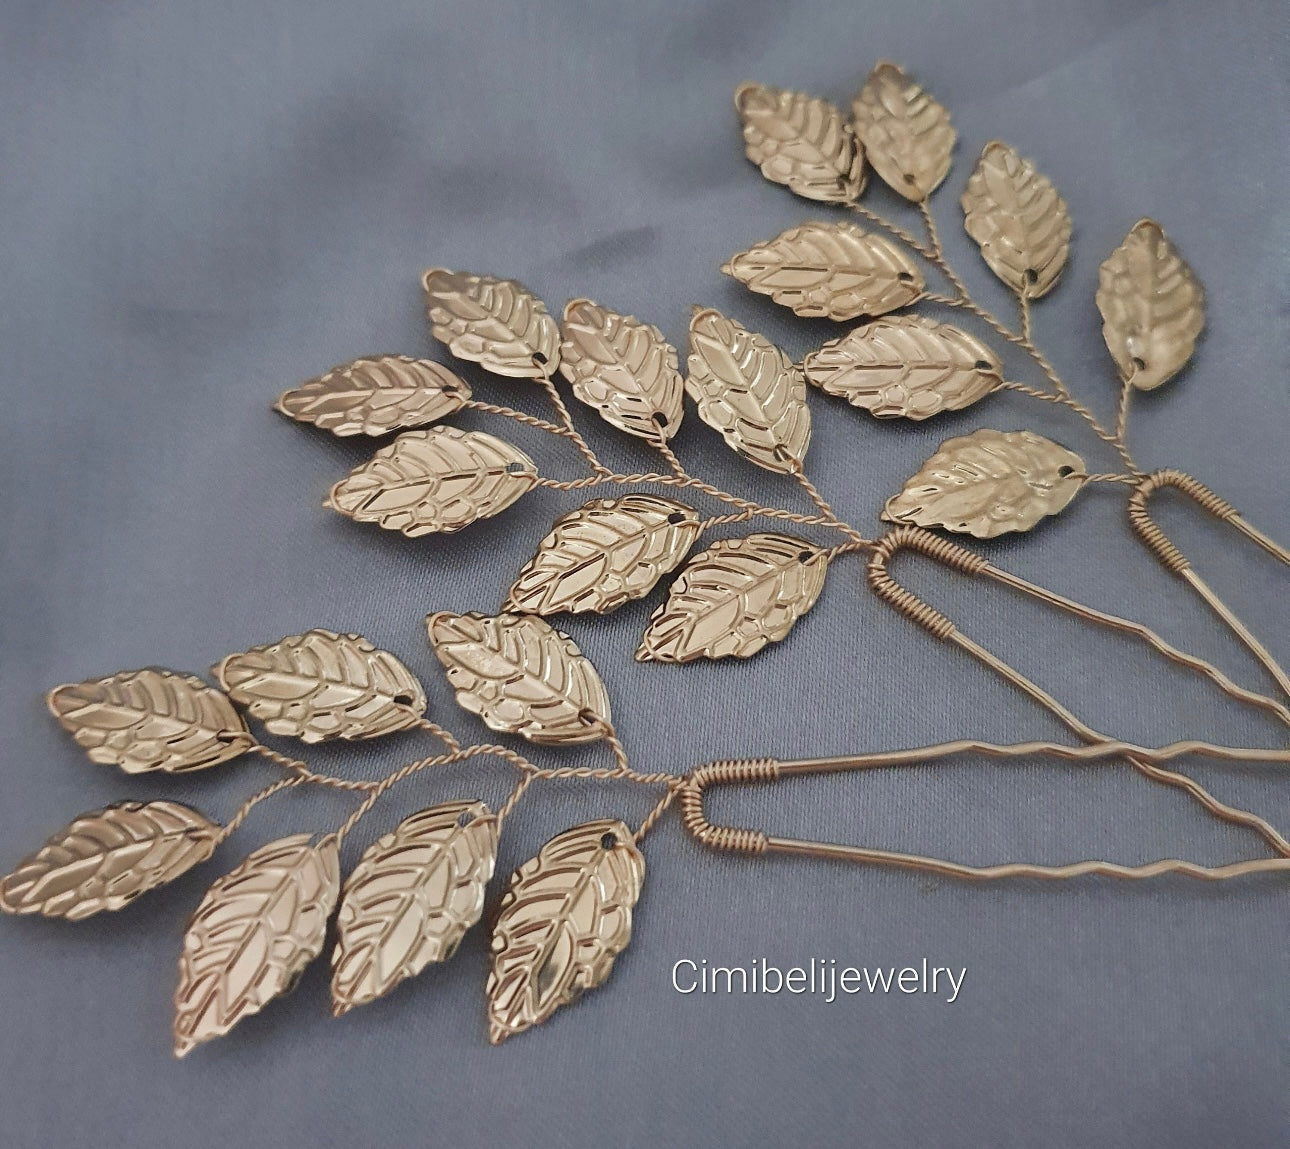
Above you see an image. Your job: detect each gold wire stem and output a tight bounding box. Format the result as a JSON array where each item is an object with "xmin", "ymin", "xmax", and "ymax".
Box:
[
  {"xmin": 633, "ymin": 783, "xmax": 683, "ymax": 844},
  {"xmin": 459, "ymin": 399, "xmax": 570, "ymax": 439},
  {"xmin": 248, "ymin": 743, "xmax": 381, "ymax": 792},
  {"xmin": 408, "ymin": 714, "xmax": 462, "ymax": 752},
  {"xmin": 1129, "ymin": 469, "xmax": 1290, "ymax": 700},
  {"xmin": 677, "ymin": 758, "xmax": 1290, "ymax": 881},
  {"xmin": 846, "ymin": 200, "xmax": 936, "ymax": 260},
  {"xmin": 214, "ymin": 776, "xmax": 305, "ymax": 846},
  {"xmin": 789, "ymin": 464, "xmax": 871, "ymax": 546},
  {"xmin": 1114, "ymin": 376, "xmax": 1134, "ymax": 447},
  {"xmin": 1019, "ymin": 291, "xmax": 1034, "ymax": 344},
  {"xmin": 495, "ymin": 773, "xmax": 534, "ymax": 828},
  {"xmin": 535, "ymin": 370, "xmax": 612, "ymax": 477}
]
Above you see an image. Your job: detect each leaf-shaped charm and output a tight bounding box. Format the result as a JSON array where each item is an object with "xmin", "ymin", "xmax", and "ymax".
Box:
[
  {"xmin": 734, "ymin": 82, "xmax": 865, "ymax": 204},
  {"xmin": 636, "ymin": 534, "xmax": 828, "ymax": 663},
  {"xmin": 961, "ymin": 141, "xmax": 1071, "ymax": 298},
  {"xmin": 686, "ymin": 307, "xmax": 811, "ymax": 474},
  {"xmin": 487, "ymin": 819, "xmax": 643, "ymax": 1044},
  {"xmin": 422, "ymin": 269, "xmax": 560, "ymax": 378},
  {"xmin": 803, "ymin": 315, "xmax": 1002, "ymax": 420},
  {"xmin": 174, "ymin": 834, "xmax": 340, "ymax": 1057},
  {"xmin": 274, "ymin": 355, "xmax": 471, "ymax": 437},
  {"xmin": 331, "ymin": 800, "xmax": 497, "ymax": 1015},
  {"xmin": 0, "ymin": 801, "xmax": 220, "ymax": 921},
  {"xmin": 47, "ymin": 669, "xmax": 252, "ymax": 774},
  {"xmin": 327, "ymin": 426, "xmax": 537, "ymax": 537},
  {"xmin": 506, "ymin": 495, "xmax": 701, "ymax": 616},
  {"xmin": 722, "ymin": 221, "xmax": 923, "ymax": 322},
  {"xmin": 427, "ymin": 612, "xmax": 611, "ymax": 745},
  {"xmin": 882, "ymin": 429, "xmax": 1086, "ymax": 538},
  {"xmin": 215, "ymin": 629, "xmax": 426, "ymax": 743},
  {"xmin": 851, "ymin": 60, "xmax": 955, "ymax": 201},
  {"xmin": 558, "ymin": 299, "xmax": 685, "ymax": 440},
  {"xmin": 1096, "ymin": 219, "xmax": 1205, "ymax": 392}
]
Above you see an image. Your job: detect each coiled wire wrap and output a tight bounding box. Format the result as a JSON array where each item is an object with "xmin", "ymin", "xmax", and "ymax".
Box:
[
  {"xmin": 866, "ymin": 526, "xmax": 989, "ymax": 639},
  {"xmin": 1127, "ymin": 469, "xmax": 1238, "ymax": 575},
  {"xmin": 678, "ymin": 758, "xmax": 779, "ymax": 854}
]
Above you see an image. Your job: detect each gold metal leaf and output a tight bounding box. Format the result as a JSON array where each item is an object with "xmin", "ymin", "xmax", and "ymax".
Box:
[
  {"xmin": 1096, "ymin": 219, "xmax": 1205, "ymax": 392},
  {"xmin": 173, "ymin": 833, "xmax": 340, "ymax": 1057},
  {"xmin": 803, "ymin": 315, "xmax": 1002, "ymax": 420},
  {"xmin": 505, "ymin": 495, "xmax": 701, "ymax": 616},
  {"xmin": 422, "ymin": 268, "xmax": 560, "ymax": 378},
  {"xmin": 558, "ymin": 299, "xmax": 685, "ymax": 440},
  {"xmin": 427, "ymin": 612, "xmax": 611, "ymax": 745},
  {"xmin": 723, "ymin": 220, "xmax": 923, "ymax": 322},
  {"xmin": 686, "ymin": 307, "xmax": 811, "ymax": 474},
  {"xmin": 487, "ymin": 819, "xmax": 643, "ymax": 1044},
  {"xmin": 0, "ymin": 801, "xmax": 220, "ymax": 921},
  {"xmin": 734, "ymin": 82, "xmax": 865, "ymax": 204},
  {"xmin": 274, "ymin": 355, "xmax": 471, "ymax": 437},
  {"xmin": 327, "ymin": 426, "xmax": 537, "ymax": 537},
  {"xmin": 636, "ymin": 533, "xmax": 829, "ymax": 663},
  {"xmin": 882, "ymin": 428, "xmax": 1086, "ymax": 538},
  {"xmin": 215, "ymin": 629, "xmax": 426, "ymax": 743},
  {"xmin": 330, "ymin": 800, "xmax": 497, "ymax": 1015},
  {"xmin": 961, "ymin": 141, "xmax": 1071, "ymax": 298},
  {"xmin": 47, "ymin": 669, "xmax": 252, "ymax": 775},
  {"xmin": 851, "ymin": 60, "xmax": 955, "ymax": 201}
]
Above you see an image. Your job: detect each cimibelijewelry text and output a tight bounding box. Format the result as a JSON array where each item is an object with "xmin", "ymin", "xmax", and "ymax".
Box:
[{"xmin": 671, "ymin": 959, "xmax": 966, "ymax": 1003}]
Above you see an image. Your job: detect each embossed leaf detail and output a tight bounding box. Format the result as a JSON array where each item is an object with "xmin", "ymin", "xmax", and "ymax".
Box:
[
  {"xmin": 636, "ymin": 534, "xmax": 829, "ymax": 663},
  {"xmin": 1096, "ymin": 219, "xmax": 1204, "ymax": 392},
  {"xmin": 215, "ymin": 629, "xmax": 426, "ymax": 743},
  {"xmin": 803, "ymin": 315, "xmax": 1002, "ymax": 420},
  {"xmin": 506, "ymin": 495, "xmax": 701, "ymax": 616},
  {"xmin": 961, "ymin": 141, "xmax": 1071, "ymax": 298},
  {"xmin": 422, "ymin": 268, "xmax": 560, "ymax": 378},
  {"xmin": 427, "ymin": 612, "xmax": 611, "ymax": 745},
  {"xmin": 686, "ymin": 307, "xmax": 811, "ymax": 474},
  {"xmin": 274, "ymin": 355, "xmax": 471, "ymax": 437},
  {"xmin": 47, "ymin": 669, "xmax": 252, "ymax": 774},
  {"xmin": 558, "ymin": 299, "xmax": 685, "ymax": 440},
  {"xmin": 734, "ymin": 82, "xmax": 865, "ymax": 203},
  {"xmin": 851, "ymin": 60, "xmax": 955, "ymax": 201},
  {"xmin": 331, "ymin": 800, "xmax": 497, "ymax": 1015},
  {"xmin": 723, "ymin": 221, "xmax": 923, "ymax": 322},
  {"xmin": 174, "ymin": 834, "xmax": 339, "ymax": 1057},
  {"xmin": 0, "ymin": 801, "xmax": 220, "ymax": 921},
  {"xmin": 882, "ymin": 429, "xmax": 1086, "ymax": 538},
  {"xmin": 487, "ymin": 819, "xmax": 643, "ymax": 1044},
  {"xmin": 327, "ymin": 426, "xmax": 537, "ymax": 537}
]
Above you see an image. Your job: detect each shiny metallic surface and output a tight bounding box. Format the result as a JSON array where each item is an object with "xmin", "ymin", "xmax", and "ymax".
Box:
[
  {"xmin": 636, "ymin": 533, "xmax": 828, "ymax": 662},
  {"xmin": 506, "ymin": 495, "xmax": 701, "ymax": 616},
  {"xmin": 487, "ymin": 819, "xmax": 643, "ymax": 1044},
  {"xmin": 723, "ymin": 220, "xmax": 923, "ymax": 321},
  {"xmin": 215, "ymin": 629, "xmax": 427, "ymax": 742},
  {"xmin": 882, "ymin": 428, "xmax": 1087, "ymax": 537},
  {"xmin": 422, "ymin": 269, "xmax": 560, "ymax": 378},
  {"xmin": 427, "ymin": 611, "xmax": 612, "ymax": 744},
  {"xmin": 851, "ymin": 60, "xmax": 955, "ymax": 201}
]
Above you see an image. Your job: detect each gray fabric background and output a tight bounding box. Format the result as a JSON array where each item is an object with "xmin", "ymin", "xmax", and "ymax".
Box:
[{"xmin": 1, "ymin": 1, "xmax": 1287, "ymax": 1145}]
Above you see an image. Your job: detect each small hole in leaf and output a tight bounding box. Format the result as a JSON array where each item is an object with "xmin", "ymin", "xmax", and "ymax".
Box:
[
  {"xmin": 457, "ymin": 810, "xmax": 475, "ymax": 827},
  {"xmin": 974, "ymin": 360, "xmax": 993, "ymax": 372},
  {"xmin": 1023, "ymin": 269, "xmax": 1038, "ymax": 287},
  {"xmin": 1131, "ymin": 356, "xmax": 1147, "ymax": 373},
  {"xmin": 653, "ymin": 412, "xmax": 669, "ymax": 429},
  {"xmin": 531, "ymin": 352, "xmax": 549, "ymax": 367},
  {"xmin": 506, "ymin": 462, "xmax": 529, "ymax": 474},
  {"xmin": 1057, "ymin": 465, "xmax": 1075, "ymax": 478},
  {"xmin": 600, "ymin": 831, "xmax": 618, "ymax": 850},
  {"xmin": 902, "ymin": 172, "xmax": 917, "ymax": 184},
  {"xmin": 667, "ymin": 512, "xmax": 687, "ymax": 524},
  {"xmin": 392, "ymin": 693, "xmax": 414, "ymax": 707},
  {"xmin": 898, "ymin": 272, "xmax": 916, "ymax": 284},
  {"xmin": 797, "ymin": 550, "xmax": 814, "ymax": 563},
  {"xmin": 216, "ymin": 731, "xmax": 240, "ymax": 744}
]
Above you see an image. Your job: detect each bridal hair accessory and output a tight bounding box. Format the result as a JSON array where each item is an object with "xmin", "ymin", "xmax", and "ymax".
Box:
[{"xmin": 7, "ymin": 62, "xmax": 1288, "ymax": 1054}]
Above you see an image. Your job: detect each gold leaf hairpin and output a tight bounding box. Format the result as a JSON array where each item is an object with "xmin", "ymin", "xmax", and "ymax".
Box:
[{"xmin": 7, "ymin": 59, "xmax": 1290, "ymax": 1061}]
